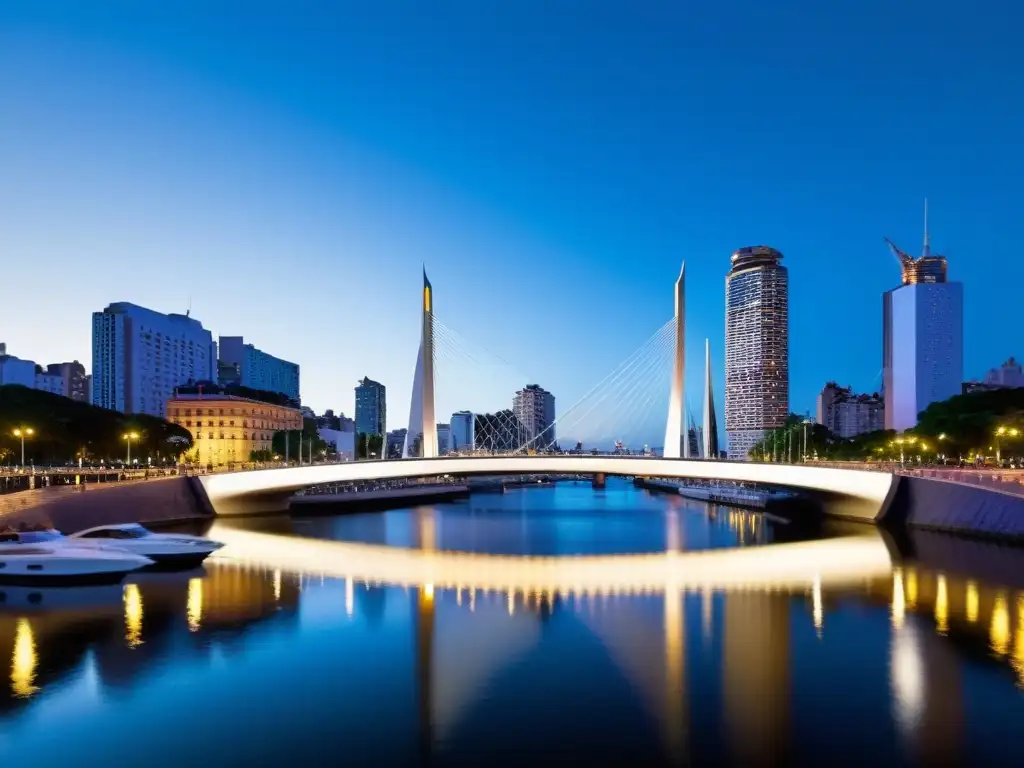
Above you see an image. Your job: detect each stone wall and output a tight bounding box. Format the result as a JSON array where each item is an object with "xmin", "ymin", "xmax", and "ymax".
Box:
[
  {"xmin": 888, "ymin": 475, "xmax": 1024, "ymax": 542},
  {"xmin": 0, "ymin": 476, "xmax": 211, "ymax": 533}
]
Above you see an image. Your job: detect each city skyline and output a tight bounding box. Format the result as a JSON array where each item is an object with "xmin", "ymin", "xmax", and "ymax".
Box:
[{"xmin": 1, "ymin": 3, "xmax": 1020, "ymax": 428}]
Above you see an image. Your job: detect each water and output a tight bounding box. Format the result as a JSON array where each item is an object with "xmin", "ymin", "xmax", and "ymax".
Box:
[{"xmin": 1, "ymin": 478, "xmax": 1024, "ymax": 765}]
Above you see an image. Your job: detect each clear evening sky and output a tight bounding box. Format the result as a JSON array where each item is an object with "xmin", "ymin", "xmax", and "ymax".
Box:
[{"xmin": 1, "ymin": 1, "xmax": 1020, "ymax": 444}]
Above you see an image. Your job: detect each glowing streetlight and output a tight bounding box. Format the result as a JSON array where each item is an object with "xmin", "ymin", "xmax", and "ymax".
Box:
[
  {"xmin": 995, "ymin": 426, "xmax": 1020, "ymax": 464},
  {"xmin": 123, "ymin": 431, "xmax": 140, "ymax": 465},
  {"xmin": 12, "ymin": 427, "xmax": 34, "ymax": 467}
]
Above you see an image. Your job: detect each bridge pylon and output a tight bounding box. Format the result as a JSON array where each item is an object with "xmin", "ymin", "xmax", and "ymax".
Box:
[
  {"xmin": 404, "ymin": 268, "xmax": 438, "ymax": 458},
  {"xmin": 663, "ymin": 262, "xmax": 686, "ymax": 458}
]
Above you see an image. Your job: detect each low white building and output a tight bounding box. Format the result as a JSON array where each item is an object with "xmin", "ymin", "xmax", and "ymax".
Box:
[{"xmin": 318, "ymin": 427, "xmax": 356, "ymax": 461}]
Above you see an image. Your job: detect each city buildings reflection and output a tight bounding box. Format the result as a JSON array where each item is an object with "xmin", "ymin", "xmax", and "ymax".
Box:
[{"xmin": 2, "ymin": 491, "xmax": 1024, "ymax": 764}]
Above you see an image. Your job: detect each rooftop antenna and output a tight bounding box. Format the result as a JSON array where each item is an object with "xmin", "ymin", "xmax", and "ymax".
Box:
[
  {"xmin": 922, "ymin": 198, "xmax": 930, "ymax": 258},
  {"xmin": 186, "ymin": 295, "xmax": 192, "ymax": 318}
]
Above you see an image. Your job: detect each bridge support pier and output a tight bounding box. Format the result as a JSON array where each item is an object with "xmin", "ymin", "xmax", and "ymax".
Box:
[{"xmin": 592, "ymin": 472, "xmax": 606, "ymax": 489}]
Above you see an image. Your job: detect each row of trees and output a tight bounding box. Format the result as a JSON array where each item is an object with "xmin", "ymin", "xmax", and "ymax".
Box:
[
  {"xmin": 0, "ymin": 385, "xmax": 193, "ymax": 465},
  {"xmin": 749, "ymin": 389, "xmax": 1024, "ymax": 462}
]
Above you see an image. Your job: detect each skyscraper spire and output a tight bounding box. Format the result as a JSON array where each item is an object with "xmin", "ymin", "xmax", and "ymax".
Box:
[{"xmin": 922, "ymin": 198, "xmax": 930, "ymax": 258}]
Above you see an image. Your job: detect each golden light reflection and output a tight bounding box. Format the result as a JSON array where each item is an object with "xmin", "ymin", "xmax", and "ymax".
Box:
[
  {"xmin": 1013, "ymin": 597, "xmax": 1024, "ymax": 687},
  {"xmin": 966, "ymin": 581, "xmax": 979, "ymax": 623},
  {"xmin": 345, "ymin": 578, "xmax": 354, "ymax": 617},
  {"xmin": 507, "ymin": 591, "xmax": 515, "ymax": 616},
  {"xmin": 11, "ymin": 618, "xmax": 38, "ymax": 698},
  {"xmin": 990, "ymin": 593, "xmax": 1010, "ymax": 657},
  {"xmin": 891, "ymin": 569, "xmax": 906, "ymax": 629},
  {"xmin": 124, "ymin": 583, "xmax": 144, "ymax": 648},
  {"xmin": 906, "ymin": 569, "xmax": 918, "ymax": 610},
  {"xmin": 424, "ymin": 583, "xmax": 434, "ymax": 601},
  {"xmin": 205, "ymin": 525, "xmax": 894, "ymax": 596},
  {"xmin": 812, "ymin": 576, "xmax": 823, "ymax": 635},
  {"xmin": 935, "ymin": 575, "xmax": 949, "ymax": 634},
  {"xmin": 273, "ymin": 570, "xmax": 282, "ymax": 602},
  {"xmin": 187, "ymin": 578, "xmax": 203, "ymax": 632}
]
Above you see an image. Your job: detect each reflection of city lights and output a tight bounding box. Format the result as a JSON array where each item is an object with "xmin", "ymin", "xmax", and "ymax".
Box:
[
  {"xmin": 966, "ymin": 582, "xmax": 979, "ymax": 623},
  {"xmin": 424, "ymin": 583, "xmax": 434, "ymax": 600},
  {"xmin": 273, "ymin": 570, "xmax": 282, "ymax": 602},
  {"xmin": 906, "ymin": 569, "xmax": 918, "ymax": 610},
  {"xmin": 206, "ymin": 526, "xmax": 894, "ymax": 595},
  {"xmin": 812, "ymin": 576, "xmax": 823, "ymax": 634},
  {"xmin": 187, "ymin": 578, "xmax": 203, "ymax": 632},
  {"xmin": 124, "ymin": 584, "xmax": 144, "ymax": 648},
  {"xmin": 1013, "ymin": 597, "xmax": 1024, "ymax": 687},
  {"xmin": 935, "ymin": 575, "xmax": 949, "ymax": 634},
  {"xmin": 345, "ymin": 578, "xmax": 354, "ymax": 617},
  {"xmin": 990, "ymin": 593, "xmax": 1010, "ymax": 657},
  {"xmin": 891, "ymin": 623, "xmax": 925, "ymax": 739},
  {"xmin": 891, "ymin": 569, "xmax": 906, "ymax": 629},
  {"xmin": 508, "ymin": 591, "xmax": 515, "ymax": 616},
  {"xmin": 11, "ymin": 618, "xmax": 38, "ymax": 698},
  {"xmin": 456, "ymin": 588, "xmax": 462, "ymax": 606}
]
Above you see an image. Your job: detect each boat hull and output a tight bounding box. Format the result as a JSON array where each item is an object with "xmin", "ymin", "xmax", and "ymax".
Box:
[{"xmin": 0, "ymin": 569, "xmax": 135, "ymax": 587}]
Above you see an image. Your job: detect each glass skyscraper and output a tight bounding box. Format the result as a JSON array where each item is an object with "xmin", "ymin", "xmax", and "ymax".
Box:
[
  {"xmin": 355, "ymin": 376, "xmax": 387, "ymax": 437},
  {"xmin": 882, "ymin": 218, "xmax": 963, "ymax": 431},
  {"xmin": 724, "ymin": 246, "xmax": 789, "ymax": 459}
]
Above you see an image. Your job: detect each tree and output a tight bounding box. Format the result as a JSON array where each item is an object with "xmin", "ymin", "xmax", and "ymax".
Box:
[
  {"xmin": 913, "ymin": 388, "xmax": 1024, "ymax": 458},
  {"xmin": 356, "ymin": 432, "xmax": 384, "ymax": 459},
  {"xmin": 249, "ymin": 449, "xmax": 274, "ymax": 462},
  {"xmin": 272, "ymin": 418, "xmax": 328, "ymax": 460},
  {"xmin": 0, "ymin": 384, "xmax": 192, "ymax": 465}
]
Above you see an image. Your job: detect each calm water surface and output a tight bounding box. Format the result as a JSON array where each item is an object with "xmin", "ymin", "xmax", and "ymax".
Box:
[{"xmin": 1, "ymin": 479, "xmax": 1023, "ymax": 766}]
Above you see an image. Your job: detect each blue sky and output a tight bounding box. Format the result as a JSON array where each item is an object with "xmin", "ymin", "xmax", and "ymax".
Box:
[{"xmin": 1, "ymin": 1, "xmax": 1020, "ymax": 445}]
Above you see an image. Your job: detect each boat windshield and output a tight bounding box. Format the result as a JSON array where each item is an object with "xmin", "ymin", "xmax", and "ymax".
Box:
[{"xmin": 79, "ymin": 525, "xmax": 151, "ymax": 539}]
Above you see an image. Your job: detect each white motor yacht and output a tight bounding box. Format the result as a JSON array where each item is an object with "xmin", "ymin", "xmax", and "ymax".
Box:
[
  {"xmin": 69, "ymin": 523, "xmax": 224, "ymax": 569},
  {"xmin": 0, "ymin": 531, "xmax": 154, "ymax": 586}
]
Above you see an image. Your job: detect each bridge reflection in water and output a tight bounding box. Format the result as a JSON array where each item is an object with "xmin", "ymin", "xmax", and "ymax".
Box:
[{"xmin": 3, "ymin": 508, "xmax": 1024, "ymax": 763}]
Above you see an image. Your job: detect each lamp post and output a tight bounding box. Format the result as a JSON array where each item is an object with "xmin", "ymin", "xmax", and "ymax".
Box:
[
  {"xmin": 12, "ymin": 427, "xmax": 34, "ymax": 468},
  {"xmin": 995, "ymin": 426, "xmax": 1019, "ymax": 465},
  {"xmin": 123, "ymin": 431, "xmax": 139, "ymax": 465},
  {"xmin": 802, "ymin": 420, "xmax": 811, "ymax": 462}
]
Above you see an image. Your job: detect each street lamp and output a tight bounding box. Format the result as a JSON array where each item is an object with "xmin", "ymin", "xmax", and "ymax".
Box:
[
  {"xmin": 12, "ymin": 427, "xmax": 34, "ymax": 468},
  {"xmin": 995, "ymin": 426, "xmax": 1020, "ymax": 464},
  {"xmin": 802, "ymin": 420, "xmax": 811, "ymax": 463},
  {"xmin": 123, "ymin": 431, "xmax": 140, "ymax": 465}
]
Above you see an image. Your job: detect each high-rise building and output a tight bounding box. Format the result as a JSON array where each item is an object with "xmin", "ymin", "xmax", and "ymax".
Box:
[
  {"xmin": 91, "ymin": 303, "xmax": 216, "ymax": 417},
  {"xmin": 34, "ymin": 368, "xmax": 63, "ymax": 395},
  {"xmin": 355, "ymin": 377, "xmax": 386, "ymax": 437},
  {"xmin": 882, "ymin": 205, "xmax": 963, "ymax": 431},
  {"xmin": 218, "ymin": 336, "xmax": 300, "ymax": 402},
  {"xmin": 816, "ymin": 383, "xmax": 884, "ymax": 438},
  {"xmin": 0, "ymin": 349, "xmax": 36, "ymax": 388},
  {"xmin": 963, "ymin": 357, "xmax": 1024, "ymax": 394},
  {"xmin": 436, "ymin": 423, "xmax": 452, "ymax": 454},
  {"xmin": 512, "ymin": 384, "xmax": 556, "ymax": 450},
  {"xmin": 724, "ymin": 246, "xmax": 789, "ymax": 459},
  {"xmin": 45, "ymin": 361, "xmax": 90, "ymax": 402},
  {"xmin": 450, "ymin": 411, "xmax": 475, "ymax": 453},
  {"xmin": 473, "ymin": 410, "xmax": 524, "ymax": 453}
]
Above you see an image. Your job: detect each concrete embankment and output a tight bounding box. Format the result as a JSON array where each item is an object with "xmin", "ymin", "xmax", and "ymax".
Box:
[
  {"xmin": 0, "ymin": 475, "xmax": 213, "ymax": 533},
  {"xmin": 290, "ymin": 484, "xmax": 470, "ymax": 515},
  {"xmin": 887, "ymin": 475, "xmax": 1024, "ymax": 543}
]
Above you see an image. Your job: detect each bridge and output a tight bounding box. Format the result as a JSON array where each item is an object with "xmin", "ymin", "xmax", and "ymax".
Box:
[
  {"xmin": 184, "ymin": 266, "xmax": 1024, "ymax": 540},
  {"xmin": 198, "ymin": 454, "xmax": 897, "ymax": 517},
  {"xmin": 194, "ymin": 265, "xmax": 905, "ymax": 518}
]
